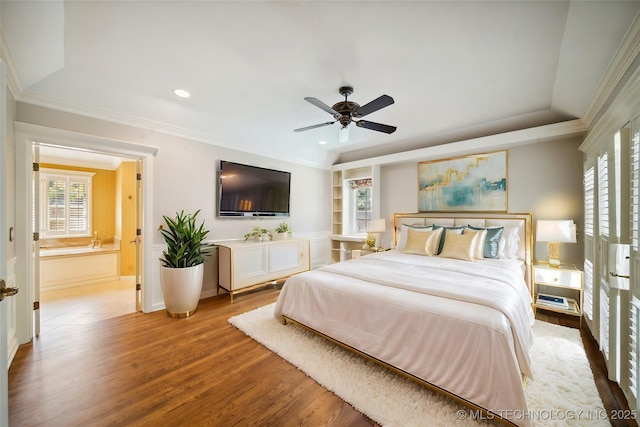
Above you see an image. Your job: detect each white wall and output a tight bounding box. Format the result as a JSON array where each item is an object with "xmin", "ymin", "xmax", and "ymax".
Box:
[
  {"xmin": 16, "ymin": 103, "xmax": 332, "ymax": 241},
  {"xmin": 378, "ymin": 137, "xmax": 584, "ymax": 266},
  {"xmin": 14, "ymin": 102, "xmax": 332, "ymax": 308}
]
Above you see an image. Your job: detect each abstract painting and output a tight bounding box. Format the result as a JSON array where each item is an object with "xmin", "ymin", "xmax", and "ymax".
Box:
[{"xmin": 418, "ymin": 151, "xmax": 507, "ymax": 211}]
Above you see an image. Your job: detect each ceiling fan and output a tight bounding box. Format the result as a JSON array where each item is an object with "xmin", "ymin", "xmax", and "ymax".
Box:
[{"xmin": 294, "ymin": 86, "xmax": 396, "ymax": 143}]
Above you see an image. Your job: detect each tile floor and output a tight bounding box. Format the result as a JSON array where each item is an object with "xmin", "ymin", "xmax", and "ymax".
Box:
[{"xmin": 39, "ymin": 279, "xmax": 137, "ymax": 334}]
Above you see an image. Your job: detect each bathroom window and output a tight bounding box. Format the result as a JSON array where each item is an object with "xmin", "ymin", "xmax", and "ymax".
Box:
[{"xmin": 40, "ymin": 169, "xmax": 94, "ymax": 238}]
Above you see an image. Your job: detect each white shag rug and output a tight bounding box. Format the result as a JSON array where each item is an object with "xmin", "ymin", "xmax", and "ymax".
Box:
[{"xmin": 229, "ymin": 304, "xmax": 609, "ymax": 427}]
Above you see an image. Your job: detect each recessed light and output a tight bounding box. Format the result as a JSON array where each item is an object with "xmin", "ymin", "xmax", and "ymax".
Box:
[
  {"xmin": 173, "ymin": 89, "xmax": 191, "ymax": 98},
  {"xmin": 318, "ymin": 140, "xmax": 327, "ymax": 145}
]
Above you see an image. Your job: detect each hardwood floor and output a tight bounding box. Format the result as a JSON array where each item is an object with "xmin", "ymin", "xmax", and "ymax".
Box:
[{"xmin": 8, "ymin": 287, "xmax": 636, "ymax": 426}]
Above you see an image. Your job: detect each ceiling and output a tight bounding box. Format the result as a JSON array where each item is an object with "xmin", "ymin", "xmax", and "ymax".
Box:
[{"xmin": 2, "ymin": 1, "xmax": 640, "ymax": 169}]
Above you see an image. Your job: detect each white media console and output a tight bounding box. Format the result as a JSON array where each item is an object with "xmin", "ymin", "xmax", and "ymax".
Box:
[{"xmin": 216, "ymin": 238, "xmax": 310, "ymax": 302}]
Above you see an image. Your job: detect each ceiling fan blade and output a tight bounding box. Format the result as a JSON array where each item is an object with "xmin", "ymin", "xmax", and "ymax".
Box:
[
  {"xmin": 356, "ymin": 94, "xmax": 394, "ymax": 117},
  {"xmin": 338, "ymin": 125, "xmax": 350, "ymax": 143},
  {"xmin": 355, "ymin": 120, "xmax": 397, "ymax": 134},
  {"xmin": 304, "ymin": 97, "xmax": 341, "ymax": 119},
  {"xmin": 294, "ymin": 121, "xmax": 336, "ymax": 132}
]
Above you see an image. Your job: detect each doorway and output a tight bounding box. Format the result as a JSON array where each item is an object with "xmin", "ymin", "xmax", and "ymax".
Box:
[
  {"xmin": 36, "ymin": 145, "xmax": 139, "ymax": 334},
  {"xmin": 14, "ymin": 122, "xmax": 157, "ymax": 344}
]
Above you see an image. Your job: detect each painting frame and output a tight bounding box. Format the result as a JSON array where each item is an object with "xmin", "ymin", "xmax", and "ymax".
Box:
[{"xmin": 418, "ymin": 150, "xmax": 508, "ymax": 212}]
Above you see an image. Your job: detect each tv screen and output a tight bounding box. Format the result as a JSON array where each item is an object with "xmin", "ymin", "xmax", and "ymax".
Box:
[{"xmin": 218, "ymin": 161, "xmax": 291, "ymax": 217}]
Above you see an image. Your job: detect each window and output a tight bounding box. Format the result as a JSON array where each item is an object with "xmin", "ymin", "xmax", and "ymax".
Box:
[
  {"xmin": 40, "ymin": 169, "xmax": 94, "ymax": 238},
  {"xmin": 347, "ymin": 178, "xmax": 372, "ymax": 233},
  {"xmin": 598, "ymin": 153, "xmax": 609, "ymax": 237}
]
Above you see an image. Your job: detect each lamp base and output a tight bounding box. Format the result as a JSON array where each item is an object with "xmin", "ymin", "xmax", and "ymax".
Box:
[
  {"xmin": 364, "ymin": 234, "xmax": 376, "ymax": 250},
  {"xmin": 547, "ymin": 242, "xmax": 560, "ymax": 267}
]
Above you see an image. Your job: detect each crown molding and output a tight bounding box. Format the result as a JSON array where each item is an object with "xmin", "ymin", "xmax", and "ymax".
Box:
[
  {"xmin": 579, "ymin": 62, "xmax": 640, "ymax": 154},
  {"xmin": 0, "ymin": 28, "xmax": 24, "ymax": 99},
  {"xmin": 333, "ymin": 119, "xmax": 588, "ymax": 170},
  {"xmin": 582, "ymin": 12, "xmax": 640, "ymax": 127},
  {"xmin": 16, "ymin": 90, "xmax": 329, "ymax": 169}
]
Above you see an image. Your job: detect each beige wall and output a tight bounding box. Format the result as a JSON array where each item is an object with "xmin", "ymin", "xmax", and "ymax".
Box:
[{"xmin": 379, "ymin": 137, "xmax": 585, "ymax": 266}]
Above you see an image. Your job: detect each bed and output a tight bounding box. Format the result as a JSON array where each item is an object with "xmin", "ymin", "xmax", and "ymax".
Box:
[{"xmin": 274, "ymin": 212, "xmax": 535, "ymax": 427}]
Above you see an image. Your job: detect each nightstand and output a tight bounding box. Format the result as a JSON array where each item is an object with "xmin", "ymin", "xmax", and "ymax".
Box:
[
  {"xmin": 352, "ymin": 248, "xmax": 390, "ymax": 258},
  {"xmin": 533, "ymin": 262, "xmax": 584, "ymax": 323}
]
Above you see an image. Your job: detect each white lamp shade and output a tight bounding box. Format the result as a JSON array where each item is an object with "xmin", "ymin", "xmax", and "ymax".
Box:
[
  {"xmin": 367, "ymin": 218, "xmax": 386, "ymax": 233},
  {"xmin": 536, "ymin": 220, "xmax": 577, "ymax": 243}
]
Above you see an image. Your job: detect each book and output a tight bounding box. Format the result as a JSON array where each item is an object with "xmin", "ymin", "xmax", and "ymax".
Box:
[{"xmin": 537, "ymin": 293, "xmax": 569, "ymax": 310}]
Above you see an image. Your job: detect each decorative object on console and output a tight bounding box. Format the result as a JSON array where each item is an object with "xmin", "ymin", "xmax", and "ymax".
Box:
[
  {"xmin": 244, "ymin": 226, "xmax": 272, "ymax": 242},
  {"xmin": 418, "ymin": 151, "xmax": 507, "ymax": 212},
  {"xmin": 273, "ymin": 222, "xmax": 291, "ymax": 240},
  {"xmin": 363, "ymin": 218, "xmax": 386, "ymax": 250},
  {"xmin": 536, "ymin": 219, "xmax": 577, "ymax": 267},
  {"xmin": 158, "ymin": 210, "xmax": 213, "ymax": 318}
]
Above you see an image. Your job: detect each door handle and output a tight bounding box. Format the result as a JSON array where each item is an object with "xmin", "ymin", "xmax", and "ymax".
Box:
[
  {"xmin": 0, "ymin": 279, "xmax": 19, "ymax": 302},
  {"xmin": 610, "ymin": 272, "xmax": 630, "ymax": 279}
]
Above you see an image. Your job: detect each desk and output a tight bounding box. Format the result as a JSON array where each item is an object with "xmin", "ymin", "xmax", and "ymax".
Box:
[{"xmin": 329, "ymin": 234, "xmax": 366, "ymax": 263}]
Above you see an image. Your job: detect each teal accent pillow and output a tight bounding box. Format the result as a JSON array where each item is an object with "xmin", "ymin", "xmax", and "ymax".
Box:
[
  {"xmin": 468, "ymin": 225, "xmax": 503, "ymax": 258},
  {"xmin": 431, "ymin": 225, "xmax": 465, "ymax": 254}
]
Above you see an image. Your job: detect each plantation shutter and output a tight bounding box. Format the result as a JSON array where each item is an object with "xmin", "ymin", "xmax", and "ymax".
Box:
[
  {"xmin": 41, "ymin": 169, "xmax": 93, "ymax": 237},
  {"xmin": 584, "ymin": 166, "xmax": 595, "ymax": 320},
  {"xmin": 629, "ymin": 122, "xmax": 640, "ymax": 403},
  {"xmin": 598, "ymin": 153, "xmax": 609, "ymax": 238}
]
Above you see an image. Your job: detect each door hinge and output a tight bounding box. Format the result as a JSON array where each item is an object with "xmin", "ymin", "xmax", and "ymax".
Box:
[
  {"xmin": 136, "ymin": 173, "xmax": 142, "ymax": 181},
  {"xmin": 33, "ymin": 162, "xmax": 40, "ymax": 172},
  {"xmin": 136, "ymin": 283, "xmax": 141, "ymax": 291},
  {"xmin": 33, "ymin": 301, "xmax": 40, "ymax": 310},
  {"xmin": 33, "ymin": 232, "xmax": 39, "ymax": 241}
]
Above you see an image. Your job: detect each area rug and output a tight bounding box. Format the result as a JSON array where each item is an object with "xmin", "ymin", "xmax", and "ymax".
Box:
[{"xmin": 229, "ymin": 304, "xmax": 609, "ymax": 426}]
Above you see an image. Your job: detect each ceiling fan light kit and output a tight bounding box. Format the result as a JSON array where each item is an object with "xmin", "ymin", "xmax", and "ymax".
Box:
[{"xmin": 294, "ymin": 86, "xmax": 396, "ymax": 142}]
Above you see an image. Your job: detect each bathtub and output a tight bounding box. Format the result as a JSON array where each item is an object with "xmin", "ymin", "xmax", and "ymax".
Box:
[{"xmin": 40, "ymin": 244, "xmax": 121, "ymax": 291}]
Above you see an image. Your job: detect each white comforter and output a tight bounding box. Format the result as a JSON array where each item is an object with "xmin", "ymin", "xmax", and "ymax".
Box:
[{"xmin": 274, "ymin": 251, "xmax": 535, "ymax": 427}]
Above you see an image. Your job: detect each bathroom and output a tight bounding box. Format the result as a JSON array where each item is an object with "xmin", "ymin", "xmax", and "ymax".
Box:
[{"xmin": 37, "ymin": 148, "xmax": 139, "ymax": 329}]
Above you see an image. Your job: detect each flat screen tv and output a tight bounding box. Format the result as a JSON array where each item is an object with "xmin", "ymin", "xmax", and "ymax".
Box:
[{"xmin": 218, "ymin": 160, "xmax": 291, "ymax": 217}]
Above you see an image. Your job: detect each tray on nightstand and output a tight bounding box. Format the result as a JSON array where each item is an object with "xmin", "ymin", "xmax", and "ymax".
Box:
[{"xmin": 535, "ymin": 294, "xmax": 580, "ymax": 316}]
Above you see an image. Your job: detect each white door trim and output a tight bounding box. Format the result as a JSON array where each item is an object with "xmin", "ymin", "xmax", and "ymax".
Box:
[{"xmin": 14, "ymin": 122, "xmax": 157, "ymax": 344}]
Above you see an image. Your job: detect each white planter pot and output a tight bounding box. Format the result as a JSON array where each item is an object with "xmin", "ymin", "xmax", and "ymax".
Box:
[
  {"xmin": 160, "ymin": 264, "xmax": 204, "ymax": 318},
  {"xmin": 273, "ymin": 232, "xmax": 289, "ymax": 240}
]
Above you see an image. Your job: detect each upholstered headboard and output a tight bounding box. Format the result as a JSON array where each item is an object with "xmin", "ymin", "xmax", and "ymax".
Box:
[{"xmin": 393, "ymin": 212, "xmax": 533, "ymax": 292}]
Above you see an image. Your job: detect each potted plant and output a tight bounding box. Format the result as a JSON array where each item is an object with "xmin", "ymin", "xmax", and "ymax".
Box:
[
  {"xmin": 273, "ymin": 222, "xmax": 291, "ymax": 240},
  {"xmin": 244, "ymin": 226, "xmax": 272, "ymax": 242},
  {"xmin": 158, "ymin": 209, "xmax": 213, "ymax": 318}
]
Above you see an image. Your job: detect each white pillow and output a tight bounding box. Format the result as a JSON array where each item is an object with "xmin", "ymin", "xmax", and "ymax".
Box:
[
  {"xmin": 498, "ymin": 226, "xmax": 520, "ymax": 259},
  {"xmin": 396, "ymin": 224, "xmax": 432, "ymax": 251}
]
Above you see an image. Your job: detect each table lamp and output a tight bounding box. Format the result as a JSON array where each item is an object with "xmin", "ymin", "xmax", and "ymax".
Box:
[
  {"xmin": 364, "ymin": 219, "xmax": 386, "ymax": 250},
  {"xmin": 536, "ymin": 219, "xmax": 577, "ymax": 267}
]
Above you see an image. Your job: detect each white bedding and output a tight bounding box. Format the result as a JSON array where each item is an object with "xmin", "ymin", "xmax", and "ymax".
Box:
[{"xmin": 274, "ymin": 251, "xmax": 535, "ymax": 427}]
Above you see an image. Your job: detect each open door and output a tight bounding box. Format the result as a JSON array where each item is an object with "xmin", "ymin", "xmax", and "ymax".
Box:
[
  {"xmin": 135, "ymin": 160, "xmax": 142, "ymax": 311},
  {"xmin": 32, "ymin": 146, "xmax": 40, "ymax": 336},
  {"xmin": 0, "ymin": 58, "xmax": 15, "ymax": 427}
]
